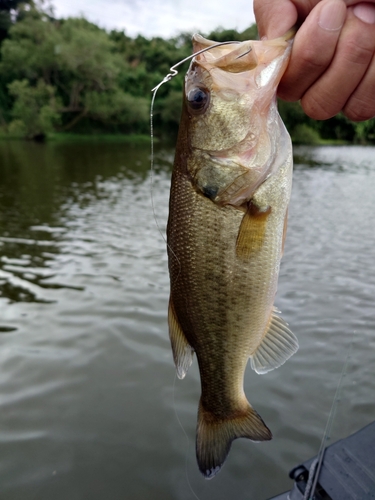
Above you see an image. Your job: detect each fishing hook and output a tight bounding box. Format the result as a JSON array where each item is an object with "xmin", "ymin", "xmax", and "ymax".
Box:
[
  {"xmin": 150, "ymin": 38, "xmax": 242, "ymax": 279},
  {"xmin": 151, "ymin": 39, "xmax": 242, "ymax": 93}
]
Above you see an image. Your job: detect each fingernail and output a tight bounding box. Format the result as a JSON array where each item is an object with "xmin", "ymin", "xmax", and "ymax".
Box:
[
  {"xmin": 353, "ymin": 3, "xmax": 375, "ymax": 24},
  {"xmin": 318, "ymin": 0, "xmax": 346, "ymax": 31}
]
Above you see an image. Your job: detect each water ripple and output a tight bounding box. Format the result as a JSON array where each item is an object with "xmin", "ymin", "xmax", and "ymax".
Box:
[{"xmin": 0, "ymin": 141, "xmax": 374, "ymax": 500}]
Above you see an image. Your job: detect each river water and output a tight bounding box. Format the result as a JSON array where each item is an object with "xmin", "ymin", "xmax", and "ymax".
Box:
[{"xmin": 0, "ymin": 140, "xmax": 374, "ymax": 500}]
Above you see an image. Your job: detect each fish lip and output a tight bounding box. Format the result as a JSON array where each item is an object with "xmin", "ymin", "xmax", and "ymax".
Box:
[{"xmin": 191, "ymin": 30, "xmax": 294, "ymax": 77}]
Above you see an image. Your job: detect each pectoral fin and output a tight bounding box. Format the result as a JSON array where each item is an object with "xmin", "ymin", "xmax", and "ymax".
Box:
[
  {"xmin": 236, "ymin": 201, "xmax": 271, "ymax": 259},
  {"xmin": 168, "ymin": 299, "xmax": 194, "ymax": 379},
  {"xmin": 250, "ymin": 309, "xmax": 298, "ymax": 374}
]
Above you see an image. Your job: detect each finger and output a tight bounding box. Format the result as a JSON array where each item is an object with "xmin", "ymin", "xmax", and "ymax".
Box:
[
  {"xmin": 301, "ymin": 3, "xmax": 375, "ymax": 119},
  {"xmin": 254, "ymin": 0, "xmax": 298, "ymax": 38},
  {"xmin": 277, "ymin": 0, "xmax": 347, "ymax": 102},
  {"xmin": 344, "ymin": 0, "xmax": 375, "ymax": 6},
  {"xmin": 343, "ymin": 57, "xmax": 375, "ymax": 120},
  {"xmin": 343, "ymin": 4, "xmax": 375, "ymax": 120}
]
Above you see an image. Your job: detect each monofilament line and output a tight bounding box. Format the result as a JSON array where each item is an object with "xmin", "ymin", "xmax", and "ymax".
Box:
[
  {"xmin": 151, "ymin": 39, "xmax": 241, "ymax": 94},
  {"xmin": 149, "ymin": 39, "xmax": 241, "ymax": 275},
  {"xmin": 303, "ymin": 342, "xmax": 352, "ymax": 500},
  {"xmin": 150, "ymin": 45, "xmax": 242, "ymax": 492},
  {"xmin": 150, "ymin": 85, "xmax": 182, "ymax": 278},
  {"xmin": 172, "ymin": 374, "xmax": 201, "ymax": 500},
  {"xmin": 149, "ymin": 87, "xmax": 165, "ymax": 242}
]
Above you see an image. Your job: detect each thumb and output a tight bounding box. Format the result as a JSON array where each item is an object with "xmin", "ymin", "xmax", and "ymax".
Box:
[{"xmin": 254, "ymin": 0, "xmax": 298, "ymax": 38}]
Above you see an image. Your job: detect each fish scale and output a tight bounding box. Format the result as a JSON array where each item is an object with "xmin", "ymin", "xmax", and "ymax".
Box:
[{"xmin": 167, "ymin": 30, "xmax": 298, "ymax": 478}]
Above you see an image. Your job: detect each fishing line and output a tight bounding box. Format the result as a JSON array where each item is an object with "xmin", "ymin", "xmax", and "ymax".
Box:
[
  {"xmin": 150, "ymin": 86, "xmax": 182, "ymax": 280},
  {"xmin": 151, "ymin": 41, "xmax": 243, "ymax": 497},
  {"xmin": 151, "ymin": 40, "xmax": 241, "ymax": 94},
  {"xmin": 149, "ymin": 39, "xmax": 242, "ymax": 275},
  {"xmin": 149, "ymin": 88, "xmax": 168, "ymax": 246},
  {"xmin": 172, "ymin": 374, "xmax": 201, "ymax": 500},
  {"xmin": 303, "ymin": 341, "xmax": 353, "ymax": 500}
]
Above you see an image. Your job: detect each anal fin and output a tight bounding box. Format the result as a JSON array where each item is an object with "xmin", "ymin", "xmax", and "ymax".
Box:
[
  {"xmin": 250, "ymin": 309, "xmax": 298, "ymax": 374},
  {"xmin": 168, "ymin": 298, "xmax": 194, "ymax": 379}
]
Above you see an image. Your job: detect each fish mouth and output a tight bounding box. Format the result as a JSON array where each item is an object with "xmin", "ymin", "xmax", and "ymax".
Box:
[
  {"xmin": 184, "ymin": 32, "xmax": 293, "ymax": 152},
  {"xmin": 185, "ymin": 31, "xmax": 294, "ymax": 205},
  {"xmin": 191, "ymin": 30, "xmax": 294, "ymax": 77}
]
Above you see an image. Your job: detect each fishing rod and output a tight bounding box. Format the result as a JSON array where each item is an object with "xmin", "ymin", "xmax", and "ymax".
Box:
[{"xmin": 303, "ymin": 344, "xmax": 352, "ymax": 500}]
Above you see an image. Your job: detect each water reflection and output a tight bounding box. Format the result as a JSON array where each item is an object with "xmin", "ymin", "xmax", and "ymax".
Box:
[
  {"xmin": 294, "ymin": 144, "xmax": 375, "ymax": 172},
  {"xmin": 0, "ymin": 141, "xmax": 374, "ymax": 500},
  {"xmin": 0, "ymin": 140, "xmax": 162, "ymax": 306}
]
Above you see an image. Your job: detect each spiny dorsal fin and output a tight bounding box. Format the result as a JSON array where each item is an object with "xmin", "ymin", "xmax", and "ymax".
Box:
[
  {"xmin": 168, "ymin": 299, "xmax": 194, "ymax": 379},
  {"xmin": 250, "ymin": 309, "xmax": 298, "ymax": 374}
]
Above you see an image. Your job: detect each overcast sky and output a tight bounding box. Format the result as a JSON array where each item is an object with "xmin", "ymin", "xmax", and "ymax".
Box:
[{"xmin": 52, "ymin": 0, "xmax": 255, "ymax": 38}]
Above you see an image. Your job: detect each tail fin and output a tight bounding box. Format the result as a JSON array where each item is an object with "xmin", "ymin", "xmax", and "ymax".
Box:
[{"xmin": 196, "ymin": 399, "xmax": 272, "ymax": 479}]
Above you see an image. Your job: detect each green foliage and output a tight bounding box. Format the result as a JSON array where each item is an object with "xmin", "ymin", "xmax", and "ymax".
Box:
[
  {"xmin": 240, "ymin": 25, "xmax": 259, "ymax": 40},
  {"xmin": 278, "ymin": 100, "xmax": 375, "ymax": 145},
  {"xmin": 206, "ymin": 25, "xmax": 258, "ymax": 42},
  {"xmin": 8, "ymin": 78, "xmax": 60, "ymax": 137},
  {"xmin": 0, "ymin": 5, "xmax": 141, "ymax": 136},
  {"xmin": 84, "ymin": 90, "xmax": 149, "ymax": 132},
  {"xmin": 0, "ymin": 0, "xmax": 32, "ymax": 43},
  {"xmin": 159, "ymin": 90, "xmax": 183, "ymax": 127},
  {"xmin": 0, "ymin": 1, "xmax": 374, "ymax": 143},
  {"xmin": 291, "ymin": 124, "xmax": 321, "ymax": 145},
  {"xmin": 353, "ymin": 120, "xmax": 375, "ymax": 144},
  {"xmin": 278, "ymin": 100, "xmax": 307, "ymax": 131},
  {"xmin": 1, "ymin": 3, "xmax": 59, "ymax": 82},
  {"xmin": 58, "ymin": 18, "xmax": 122, "ymax": 90}
]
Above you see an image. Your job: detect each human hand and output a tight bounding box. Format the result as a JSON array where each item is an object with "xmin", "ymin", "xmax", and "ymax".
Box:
[{"xmin": 253, "ymin": 0, "xmax": 375, "ymax": 121}]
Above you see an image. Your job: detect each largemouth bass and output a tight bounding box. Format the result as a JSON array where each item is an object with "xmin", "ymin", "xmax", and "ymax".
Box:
[{"xmin": 167, "ymin": 30, "xmax": 298, "ymax": 479}]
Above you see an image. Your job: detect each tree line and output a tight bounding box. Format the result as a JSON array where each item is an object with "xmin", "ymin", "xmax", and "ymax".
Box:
[{"xmin": 0, "ymin": 0, "xmax": 374, "ymax": 143}]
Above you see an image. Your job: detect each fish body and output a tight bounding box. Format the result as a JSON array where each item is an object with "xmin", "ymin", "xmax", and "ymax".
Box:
[{"xmin": 167, "ymin": 31, "xmax": 298, "ymax": 478}]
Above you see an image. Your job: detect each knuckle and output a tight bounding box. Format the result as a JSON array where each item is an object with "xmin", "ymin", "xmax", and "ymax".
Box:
[
  {"xmin": 301, "ymin": 92, "xmax": 340, "ymax": 120},
  {"xmin": 298, "ymin": 47, "xmax": 329, "ymax": 72},
  {"xmin": 344, "ymin": 96, "xmax": 375, "ymax": 122},
  {"xmin": 342, "ymin": 37, "xmax": 374, "ymax": 66}
]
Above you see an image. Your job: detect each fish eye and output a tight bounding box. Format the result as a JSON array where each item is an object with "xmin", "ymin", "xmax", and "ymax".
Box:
[{"xmin": 186, "ymin": 87, "xmax": 210, "ymax": 113}]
